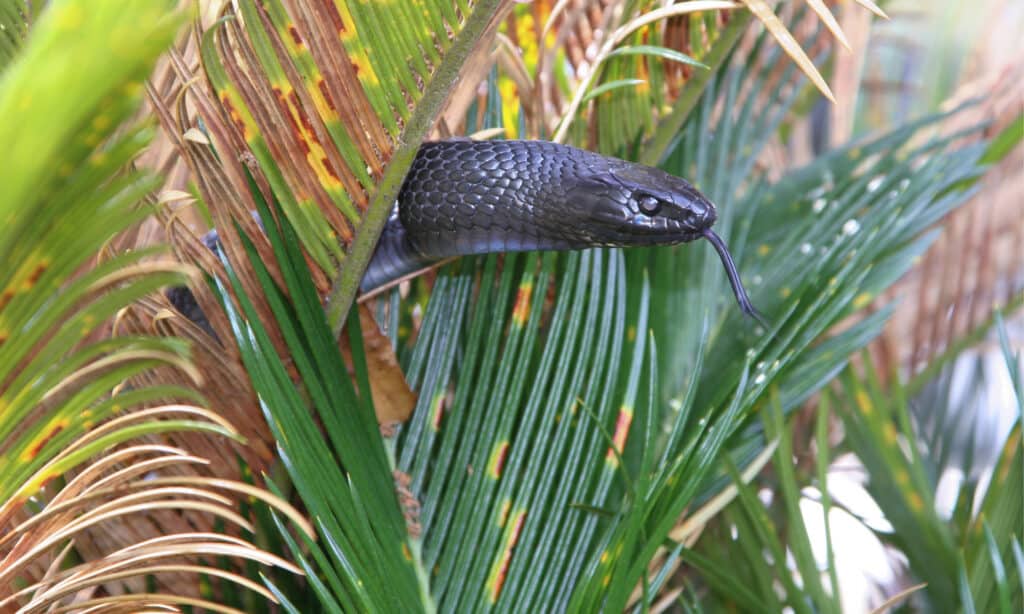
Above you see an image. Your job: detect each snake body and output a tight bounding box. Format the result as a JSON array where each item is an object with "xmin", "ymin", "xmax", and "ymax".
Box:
[{"xmin": 171, "ymin": 140, "xmax": 761, "ymax": 325}]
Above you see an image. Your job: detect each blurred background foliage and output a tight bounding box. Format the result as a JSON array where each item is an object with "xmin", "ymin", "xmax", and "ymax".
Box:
[{"xmin": 0, "ymin": 0, "xmax": 1020, "ymax": 612}]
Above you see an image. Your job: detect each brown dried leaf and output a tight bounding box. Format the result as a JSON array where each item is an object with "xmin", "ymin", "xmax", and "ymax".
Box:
[
  {"xmin": 340, "ymin": 305, "xmax": 417, "ymax": 425},
  {"xmin": 738, "ymin": 0, "xmax": 836, "ymax": 102}
]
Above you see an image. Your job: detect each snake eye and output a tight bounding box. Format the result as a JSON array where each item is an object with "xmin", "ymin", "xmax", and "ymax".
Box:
[{"xmin": 637, "ymin": 195, "xmax": 662, "ymax": 216}]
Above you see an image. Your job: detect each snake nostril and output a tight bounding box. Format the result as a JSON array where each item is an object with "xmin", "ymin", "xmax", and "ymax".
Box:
[{"xmin": 686, "ymin": 202, "xmax": 711, "ymax": 229}]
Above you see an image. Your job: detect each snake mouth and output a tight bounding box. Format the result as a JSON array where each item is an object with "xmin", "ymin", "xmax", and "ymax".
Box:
[{"xmin": 702, "ymin": 229, "xmax": 767, "ymax": 326}]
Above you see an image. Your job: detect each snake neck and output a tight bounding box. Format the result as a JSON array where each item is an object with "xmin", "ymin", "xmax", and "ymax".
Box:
[
  {"xmin": 396, "ymin": 140, "xmax": 623, "ymax": 259},
  {"xmin": 358, "ymin": 206, "xmax": 434, "ymax": 292}
]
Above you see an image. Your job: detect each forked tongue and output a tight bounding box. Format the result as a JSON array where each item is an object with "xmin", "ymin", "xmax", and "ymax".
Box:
[{"xmin": 702, "ymin": 229, "xmax": 767, "ymax": 328}]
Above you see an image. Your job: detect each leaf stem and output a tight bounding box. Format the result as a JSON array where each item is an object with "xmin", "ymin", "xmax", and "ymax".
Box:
[
  {"xmin": 325, "ymin": 1, "xmax": 508, "ymax": 337},
  {"xmin": 640, "ymin": 10, "xmax": 753, "ymax": 166}
]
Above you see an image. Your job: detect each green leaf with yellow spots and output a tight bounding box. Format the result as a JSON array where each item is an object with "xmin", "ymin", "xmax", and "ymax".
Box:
[{"xmin": 0, "ymin": 3, "xmax": 305, "ymax": 611}]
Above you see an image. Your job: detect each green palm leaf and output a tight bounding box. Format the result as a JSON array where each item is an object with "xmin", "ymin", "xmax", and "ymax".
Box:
[
  {"xmin": 219, "ymin": 194, "xmax": 431, "ymax": 611},
  {"xmin": 832, "ymin": 318, "xmax": 1022, "ymax": 612},
  {"xmin": 0, "ymin": 0, "xmax": 192, "ymax": 513},
  {"xmin": 386, "ymin": 20, "xmax": 988, "ymax": 614}
]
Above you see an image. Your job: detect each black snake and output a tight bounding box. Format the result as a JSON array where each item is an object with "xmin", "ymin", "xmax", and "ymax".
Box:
[{"xmin": 169, "ymin": 139, "xmax": 762, "ymax": 327}]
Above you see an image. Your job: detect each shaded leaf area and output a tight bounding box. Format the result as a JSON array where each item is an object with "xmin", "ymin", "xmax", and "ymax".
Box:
[
  {"xmin": 833, "ymin": 333, "xmax": 1022, "ymax": 613},
  {"xmin": 385, "ymin": 23, "xmax": 989, "ymax": 613},
  {"xmin": 0, "ymin": 1, "xmax": 304, "ymax": 610},
  {"xmin": 684, "ymin": 331, "xmax": 1021, "ymax": 613},
  {"xmin": 218, "ymin": 193, "xmax": 432, "ymax": 612}
]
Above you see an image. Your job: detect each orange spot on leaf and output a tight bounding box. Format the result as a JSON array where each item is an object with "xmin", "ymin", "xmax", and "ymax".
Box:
[
  {"xmin": 325, "ymin": 3, "xmax": 346, "ymax": 33},
  {"xmin": 290, "ymin": 91, "xmax": 315, "ymax": 135},
  {"xmin": 0, "ymin": 289, "xmax": 15, "ymax": 312},
  {"xmin": 605, "ymin": 407, "xmax": 634, "ymax": 464},
  {"xmin": 22, "ymin": 420, "xmax": 68, "ymax": 462},
  {"xmin": 488, "ymin": 441, "xmax": 510, "ymax": 479},
  {"xmin": 431, "ymin": 393, "xmax": 445, "ymax": 431},
  {"xmin": 321, "ymin": 157, "xmax": 341, "ymax": 183},
  {"xmin": 220, "ymin": 95, "xmax": 249, "ymax": 140},
  {"xmin": 512, "ymin": 282, "xmax": 533, "ymax": 326},
  {"xmin": 24, "ymin": 261, "xmax": 48, "ymax": 288},
  {"xmin": 489, "ymin": 510, "xmax": 527, "ymax": 602}
]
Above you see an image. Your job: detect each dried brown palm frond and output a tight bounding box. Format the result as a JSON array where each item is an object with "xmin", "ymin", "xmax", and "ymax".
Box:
[
  {"xmin": 503, "ymin": 1, "xmax": 882, "ymax": 153},
  {"xmin": 0, "ymin": 411, "xmax": 308, "ymax": 609},
  {"xmin": 0, "ymin": 2, "xmax": 317, "ymax": 607}
]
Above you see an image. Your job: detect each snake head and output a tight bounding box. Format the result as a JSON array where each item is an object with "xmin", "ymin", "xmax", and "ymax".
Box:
[
  {"xmin": 564, "ymin": 155, "xmax": 764, "ymax": 325},
  {"xmin": 563, "ymin": 157, "xmax": 717, "ymax": 246}
]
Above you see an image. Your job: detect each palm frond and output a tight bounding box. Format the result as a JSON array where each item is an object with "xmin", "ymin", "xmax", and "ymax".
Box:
[
  {"xmin": 219, "ymin": 194, "xmax": 431, "ymax": 611},
  {"xmin": 366, "ymin": 18, "xmax": 991, "ymax": 610},
  {"xmin": 120, "ymin": 0, "xmax": 517, "ymax": 483},
  {"xmin": 149, "ymin": 0, "xmax": 510, "ymax": 336},
  {"xmin": 0, "ymin": 2, "xmax": 306, "ymax": 608},
  {"xmin": 834, "ymin": 339, "xmax": 1021, "ymax": 612},
  {"xmin": 682, "ymin": 311, "xmax": 1019, "ymax": 612},
  {"xmin": 490, "ymin": 1, "xmax": 885, "ymax": 155},
  {"xmin": 101, "ymin": 1, "xmax": 1015, "ymax": 610}
]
